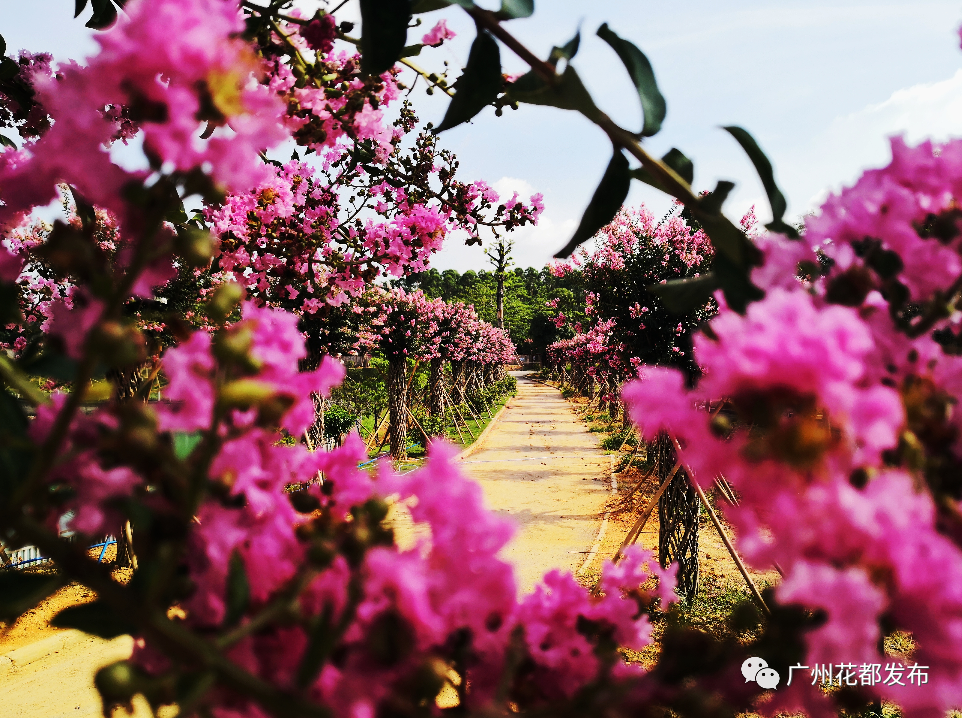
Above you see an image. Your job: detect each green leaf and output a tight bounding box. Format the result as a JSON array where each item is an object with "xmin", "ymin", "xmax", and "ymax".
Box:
[
  {"xmin": 508, "ymin": 65, "xmax": 602, "ymax": 123},
  {"xmin": 0, "ymin": 281, "xmax": 20, "ymax": 325},
  {"xmin": 554, "ymin": 150, "xmax": 631, "ymax": 258},
  {"xmin": 359, "ymin": 0, "xmax": 413, "ymax": 76},
  {"xmin": 712, "ymin": 249, "xmax": 766, "ymax": 314},
  {"xmin": 74, "ymin": 0, "xmax": 88, "ymax": 18},
  {"xmin": 698, "ymin": 179, "xmax": 735, "ymax": 215},
  {"xmin": 0, "ymin": 33, "xmax": 6, "ymax": 57},
  {"xmin": 722, "ymin": 125, "xmax": 798, "ymax": 238},
  {"xmin": 495, "ymin": 0, "xmax": 533, "ymax": 20},
  {"xmin": 648, "ymin": 273, "xmax": 721, "ymax": 314},
  {"xmin": 661, "ymin": 148, "xmax": 693, "ymax": 185},
  {"xmin": 0, "ymin": 572, "xmax": 62, "ymax": 621},
  {"xmin": 223, "ymin": 551, "xmax": 250, "ymax": 628},
  {"xmin": 434, "ymin": 31, "xmax": 502, "ymax": 133},
  {"xmin": 596, "ymin": 23, "xmax": 666, "ymax": 137},
  {"xmin": 399, "ymin": 44, "xmax": 423, "ymax": 58},
  {"xmin": 630, "ymin": 148, "xmax": 694, "ymax": 193},
  {"xmin": 0, "ymin": 134, "xmax": 17, "ymax": 150},
  {"xmin": 0, "ymin": 57, "xmax": 19, "ymax": 82},
  {"xmin": 411, "ymin": 0, "xmax": 452, "ymax": 11},
  {"xmin": 68, "ymin": 185, "xmax": 97, "ymax": 234},
  {"xmin": 548, "ymin": 31, "xmax": 580, "ymax": 66},
  {"xmin": 53, "ymin": 601, "xmax": 136, "ymax": 639},
  {"xmin": 679, "ymin": 179, "xmax": 766, "ymax": 314},
  {"xmin": 0, "ymin": 388, "xmax": 30, "ymax": 502},
  {"xmin": 86, "ymin": 0, "xmax": 118, "ymax": 29},
  {"xmin": 164, "ymin": 196, "xmax": 189, "ymax": 225},
  {"xmin": 296, "ymin": 605, "xmax": 335, "ymax": 689},
  {"xmin": 172, "ymin": 431, "xmax": 203, "ymax": 460}
]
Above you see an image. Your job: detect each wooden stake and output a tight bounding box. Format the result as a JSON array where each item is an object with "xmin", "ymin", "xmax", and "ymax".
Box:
[
  {"xmin": 690, "ymin": 476, "xmax": 770, "ymax": 615},
  {"xmin": 613, "ymin": 459, "xmax": 682, "ymax": 562},
  {"xmin": 406, "ymin": 406, "xmax": 431, "ymax": 445},
  {"xmin": 669, "ymin": 439, "xmax": 770, "ymax": 615}
]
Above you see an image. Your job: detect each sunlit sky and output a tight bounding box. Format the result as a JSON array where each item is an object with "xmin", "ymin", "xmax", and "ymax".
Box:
[{"xmin": 5, "ymin": 0, "xmax": 962, "ymax": 270}]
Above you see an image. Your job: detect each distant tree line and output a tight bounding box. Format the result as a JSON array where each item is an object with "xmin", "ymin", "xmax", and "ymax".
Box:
[{"xmin": 394, "ymin": 266, "xmax": 586, "ymax": 358}]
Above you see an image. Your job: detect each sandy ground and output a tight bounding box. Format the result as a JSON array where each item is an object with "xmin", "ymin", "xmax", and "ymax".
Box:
[
  {"xmin": 0, "ymin": 551, "xmax": 153, "ymax": 718},
  {"xmin": 456, "ymin": 373, "xmax": 614, "ymax": 594}
]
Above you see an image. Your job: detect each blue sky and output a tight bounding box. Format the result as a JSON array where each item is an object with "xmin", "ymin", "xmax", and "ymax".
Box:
[{"xmin": 5, "ymin": 1, "xmax": 962, "ymax": 270}]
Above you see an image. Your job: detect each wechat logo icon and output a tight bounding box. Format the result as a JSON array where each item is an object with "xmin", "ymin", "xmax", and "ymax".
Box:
[{"xmin": 742, "ymin": 657, "xmax": 780, "ymax": 690}]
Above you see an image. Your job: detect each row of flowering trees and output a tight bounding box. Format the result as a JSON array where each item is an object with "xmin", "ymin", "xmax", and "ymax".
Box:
[
  {"xmin": 545, "ymin": 203, "xmax": 724, "ymax": 415},
  {"xmin": 343, "ymin": 286, "xmax": 515, "ymax": 459},
  {"xmin": 3, "ymin": 0, "xmax": 962, "ymax": 716}
]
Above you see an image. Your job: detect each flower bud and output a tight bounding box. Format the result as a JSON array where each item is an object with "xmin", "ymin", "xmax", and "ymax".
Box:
[
  {"xmin": 91, "ymin": 321, "xmax": 147, "ymax": 368},
  {"xmin": 212, "ymin": 326, "xmax": 258, "ymax": 371},
  {"xmin": 218, "ymin": 379, "xmax": 277, "ymax": 408},
  {"xmin": 207, "ymin": 283, "xmax": 245, "ymax": 323},
  {"xmin": 174, "ymin": 227, "xmax": 216, "ymax": 268},
  {"xmin": 94, "ymin": 661, "xmax": 141, "ymax": 710}
]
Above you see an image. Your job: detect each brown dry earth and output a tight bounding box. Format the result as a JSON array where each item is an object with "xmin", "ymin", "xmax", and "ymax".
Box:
[{"xmin": 0, "ymin": 553, "xmax": 154, "ymax": 718}]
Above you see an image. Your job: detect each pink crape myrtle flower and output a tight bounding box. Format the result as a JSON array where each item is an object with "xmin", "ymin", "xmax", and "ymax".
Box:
[
  {"xmin": 0, "ymin": 0, "xmax": 288, "ymax": 231},
  {"xmin": 421, "ymin": 19, "xmax": 456, "ymax": 47}
]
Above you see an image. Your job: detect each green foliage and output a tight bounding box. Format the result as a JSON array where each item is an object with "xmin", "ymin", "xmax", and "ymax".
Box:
[
  {"xmin": 359, "ymin": 0, "xmax": 413, "ymax": 76},
  {"xmin": 435, "ymin": 32, "xmax": 502, "ymax": 132},
  {"xmin": 223, "ymin": 551, "xmax": 250, "ymax": 628},
  {"xmin": 0, "ymin": 386, "xmax": 30, "ymax": 500},
  {"xmin": 0, "ymin": 571, "xmax": 62, "ymax": 621},
  {"xmin": 324, "ymin": 404, "xmax": 359, "ymax": 441},
  {"xmin": 722, "ymin": 126, "xmax": 798, "ymax": 238},
  {"xmin": 52, "ymin": 600, "xmax": 137, "ymax": 639},
  {"xmin": 555, "ymin": 150, "xmax": 631, "ymax": 259},
  {"xmin": 495, "ymin": 0, "xmax": 534, "ymax": 20},
  {"xmin": 74, "ymin": 0, "xmax": 127, "ymax": 30},
  {"xmin": 596, "ymin": 24, "xmax": 665, "ymax": 137}
]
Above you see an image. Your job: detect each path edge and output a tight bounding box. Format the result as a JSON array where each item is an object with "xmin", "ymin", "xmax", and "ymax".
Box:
[
  {"xmin": 576, "ymin": 455, "xmax": 618, "ymax": 576},
  {"xmin": 455, "ymin": 401, "xmax": 510, "ymax": 462}
]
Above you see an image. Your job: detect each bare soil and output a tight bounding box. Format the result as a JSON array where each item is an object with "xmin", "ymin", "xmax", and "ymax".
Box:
[{"xmin": 0, "ymin": 548, "xmax": 151, "ymax": 717}]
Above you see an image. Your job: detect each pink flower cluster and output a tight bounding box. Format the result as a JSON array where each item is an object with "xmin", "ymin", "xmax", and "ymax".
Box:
[
  {"xmin": 621, "ymin": 135, "xmax": 962, "ymax": 716},
  {"xmin": 349, "ymin": 287, "xmax": 515, "ymax": 366},
  {"xmin": 0, "ymin": 0, "xmax": 288, "ymax": 232}
]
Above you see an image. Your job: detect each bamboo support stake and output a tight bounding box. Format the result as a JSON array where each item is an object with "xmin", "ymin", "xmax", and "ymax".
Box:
[
  {"xmin": 442, "ymin": 383, "xmax": 475, "ymax": 440},
  {"xmin": 670, "ymin": 440, "xmax": 770, "ymax": 615},
  {"xmin": 613, "ymin": 459, "xmax": 682, "ymax": 562},
  {"xmin": 406, "ymin": 406, "xmax": 431, "ymax": 446},
  {"xmin": 444, "ymin": 390, "xmax": 467, "ymax": 445},
  {"xmin": 690, "ymin": 476, "xmax": 770, "ymax": 615},
  {"xmin": 365, "ymin": 411, "xmax": 388, "ymax": 451}
]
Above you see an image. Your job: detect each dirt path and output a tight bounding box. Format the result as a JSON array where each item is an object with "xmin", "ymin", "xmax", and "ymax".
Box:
[
  {"xmin": 0, "ymin": 560, "xmax": 153, "ymax": 718},
  {"xmin": 456, "ymin": 372, "xmax": 614, "ymax": 594}
]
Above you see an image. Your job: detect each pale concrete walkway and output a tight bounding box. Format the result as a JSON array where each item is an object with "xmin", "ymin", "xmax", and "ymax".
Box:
[{"xmin": 458, "ymin": 372, "xmax": 612, "ymax": 594}]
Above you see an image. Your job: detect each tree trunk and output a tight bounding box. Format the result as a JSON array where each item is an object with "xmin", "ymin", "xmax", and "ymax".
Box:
[
  {"xmin": 451, "ymin": 360, "xmax": 467, "ymax": 405},
  {"xmin": 496, "ymin": 271, "xmax": 505, "ymax": 329},
  {"xmin": 108, "ymin": 363, "xmax": 147, "ymax": 569},
  {"xmin": 388, "ymin": 357, "xmax": 408, "ymax": 460},
  {"xmin": 429, "ymin": 358, "xmax": 444, "ymax": 417}
]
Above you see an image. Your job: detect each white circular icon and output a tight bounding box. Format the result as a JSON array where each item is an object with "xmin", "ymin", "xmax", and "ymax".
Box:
[
  {"xmin": 756, "ymin": 667, "xmax": 781, "ymax": 690},
  {"xmin": 741, "ymin": 656, "xmax": 768, "ymax": 682}
]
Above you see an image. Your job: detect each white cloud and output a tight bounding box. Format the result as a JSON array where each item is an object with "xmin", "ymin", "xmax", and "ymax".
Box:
[{"xmin": 791, "ymin": 69, "xmax": 962, "ymax": 211}]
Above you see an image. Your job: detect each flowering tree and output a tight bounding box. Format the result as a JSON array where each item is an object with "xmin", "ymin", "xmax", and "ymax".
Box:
[{"xmin": 547, "ymin": 203, "xmax": 718, "ymax": 409}]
